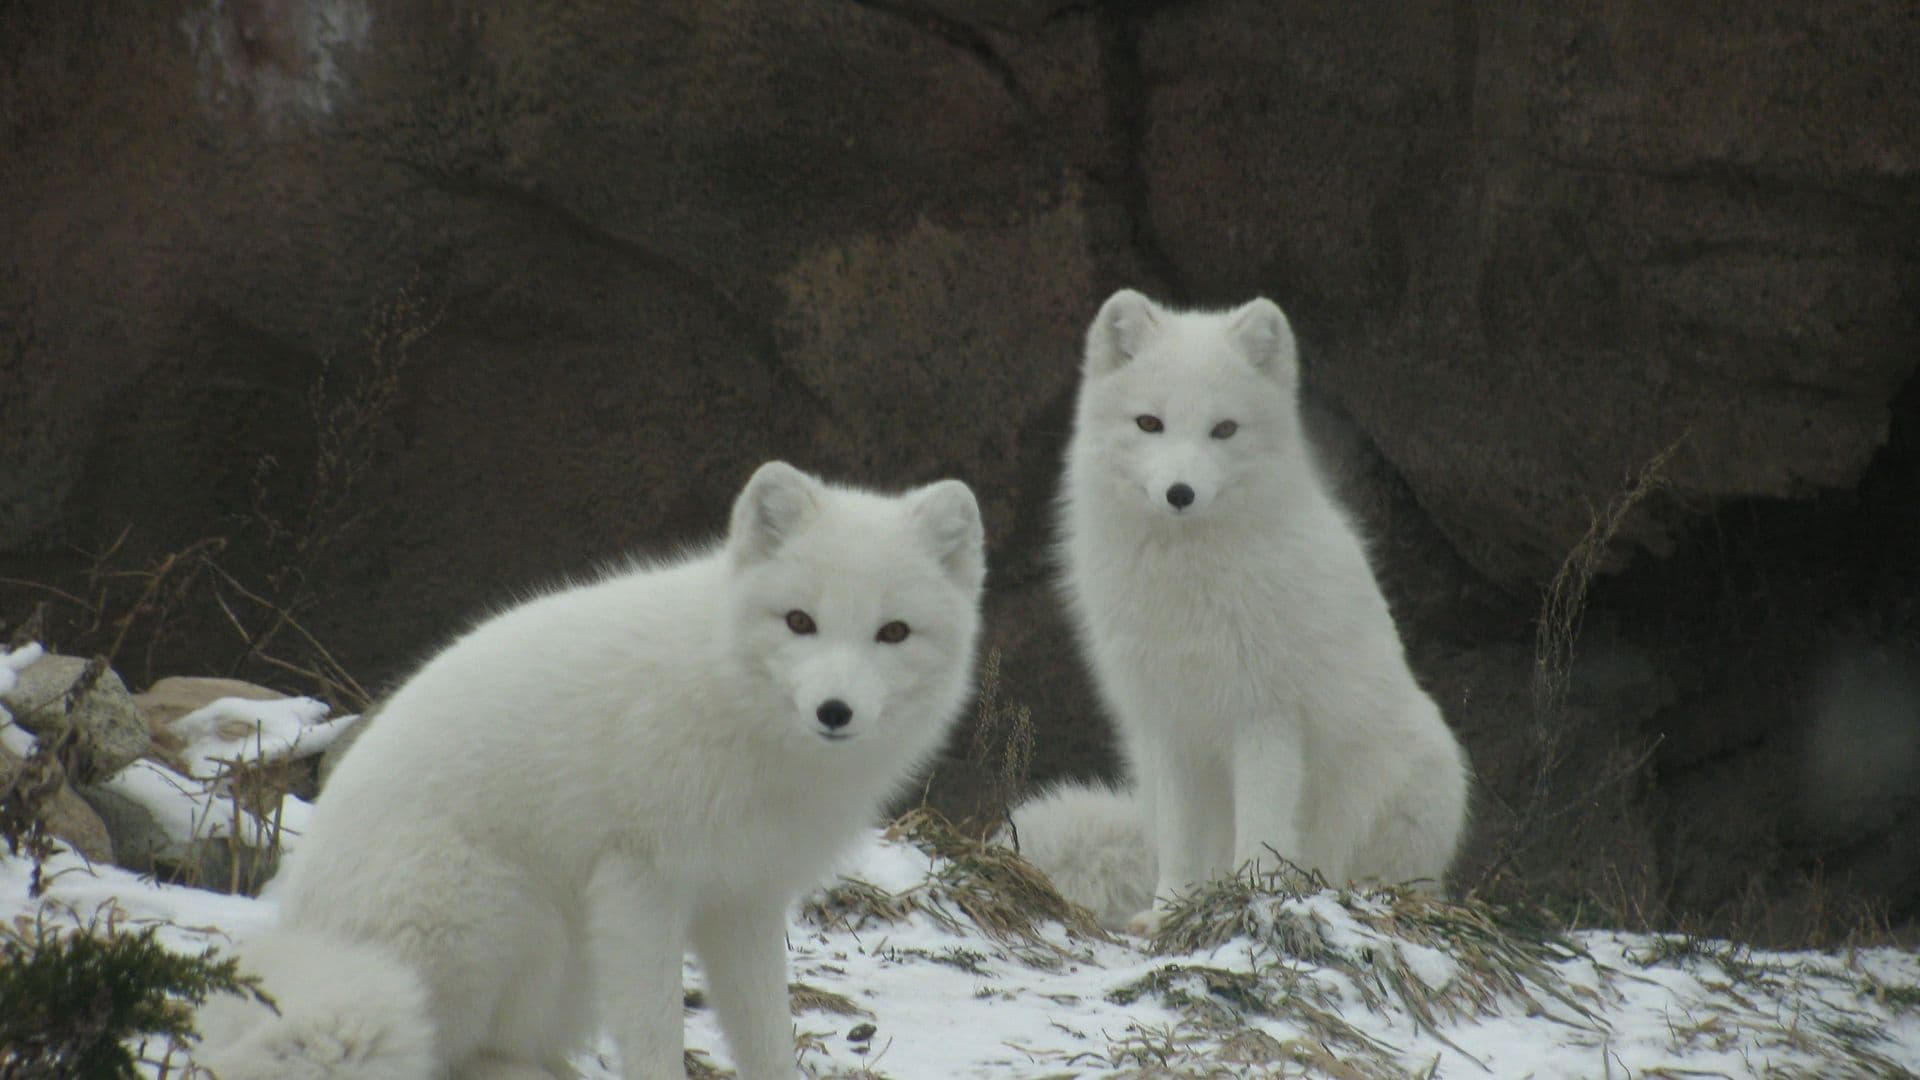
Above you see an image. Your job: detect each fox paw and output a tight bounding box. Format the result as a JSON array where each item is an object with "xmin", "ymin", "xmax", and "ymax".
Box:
[{"xmin": 1125, "ymin": 907, "xmax": 1165, "ymax": 938}]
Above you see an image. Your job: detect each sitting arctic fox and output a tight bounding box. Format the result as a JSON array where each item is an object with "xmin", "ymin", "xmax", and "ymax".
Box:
[
  {"xmin": 198, "ymin": 461, "xmax": 986, "ymax": 1080},
  {"xmin": 1018, "ymin": 289, "xmax": 1469, "ymax": 933}
]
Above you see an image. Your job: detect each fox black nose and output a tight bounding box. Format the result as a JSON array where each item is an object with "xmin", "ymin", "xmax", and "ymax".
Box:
[
  {"xmin": 1166, "ymin": 483, "xmax": 1195, "ymax": 509},
  {"xmin": 816, "ymin": 699, "xmax": 853, "ymax": 730}
]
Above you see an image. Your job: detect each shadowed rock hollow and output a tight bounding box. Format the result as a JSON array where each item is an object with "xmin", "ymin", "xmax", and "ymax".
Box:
[{"xmin": 3, "ymin": 1, "xmax": 1916, "ymax": 940}]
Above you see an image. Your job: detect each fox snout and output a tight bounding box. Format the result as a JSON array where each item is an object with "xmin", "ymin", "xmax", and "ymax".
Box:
[
  {"xmin": 1133, "ymin": 443, "xmax": 1217, "ymax": 516},
  {"xmin": 1147, "ymin": 474, "xmax": 1212, "ymax": 515},
  {"xmin": 815, "ymin": 698, "xmax": 854, "ymax": 738},
  {"xmin": 789, "ymin": 654, "xmax": 885, "ymax": 743}
]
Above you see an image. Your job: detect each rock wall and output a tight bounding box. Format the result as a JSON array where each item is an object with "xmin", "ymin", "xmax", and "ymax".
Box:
[{"xmin": 3, "ymin": 1, "xmax": 1916, "ymax": 937}]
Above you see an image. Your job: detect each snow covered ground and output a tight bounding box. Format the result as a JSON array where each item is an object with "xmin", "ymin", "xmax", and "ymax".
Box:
[{"xmin": 7, "ymin": 691, "xmax": 1920, "ymax": 1078}]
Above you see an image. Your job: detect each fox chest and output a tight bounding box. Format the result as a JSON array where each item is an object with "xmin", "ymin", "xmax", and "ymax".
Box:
[
  {"xmin": 1072, "ymin": 548, "xmax": 1308, "ymax": 712},
  {"xmin": 619, "ymin": 739, "xmax": 881, "ymax": 886}
]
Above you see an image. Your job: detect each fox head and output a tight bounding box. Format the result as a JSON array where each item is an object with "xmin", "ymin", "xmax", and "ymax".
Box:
[
  {"xmin": 723, "ymin": 461, "xmax": 985, "ymax": 748},
  {"xmin": 1072, "ymin": 289, "xmax": 1302, "ymax": 520}
]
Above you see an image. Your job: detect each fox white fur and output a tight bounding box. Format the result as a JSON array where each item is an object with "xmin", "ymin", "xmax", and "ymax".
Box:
[
  {"xmin": 1018, "ymin": 289, "xmax": 1469, "ymax": 932},
  {"xmin": 196, "ymin": 462, "xmax": 986, "ymax": 1080}
]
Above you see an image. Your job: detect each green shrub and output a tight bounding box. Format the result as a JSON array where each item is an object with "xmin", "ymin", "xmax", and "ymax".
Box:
[{"xmin": 0, "ymin": 917, "xmax": 264, "ymax": 1079}]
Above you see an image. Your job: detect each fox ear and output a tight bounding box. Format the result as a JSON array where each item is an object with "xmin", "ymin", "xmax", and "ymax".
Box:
[
  {"xmin": 1085, "ymin": 289, "xmax": 1160, "ymax": 375},
  {"xmin": 730, "ymin": 461, "xmax": 819, "ymax": 564},
  {"xmin": 1229, "ymin": 298, "xmax": 1298, "ymax": 385},
  {"xmin": 911, "ymin": 479, "xmax": 986, "ymax": 591}
]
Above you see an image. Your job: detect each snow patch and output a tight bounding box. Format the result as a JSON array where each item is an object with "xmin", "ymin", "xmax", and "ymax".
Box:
[
  {"xmin": 170, "ymin": 694, "xmax": 340, "ymax": 779},
  {"xmin": 3, "ymin": 828, "xmax": 1918, "ymax": 1077},
  {"xmin": 0, "ymin": 641, "xmax": 44, "ymax": 700}
]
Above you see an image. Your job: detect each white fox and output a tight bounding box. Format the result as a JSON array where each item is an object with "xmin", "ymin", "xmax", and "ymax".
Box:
[
  {"xmin": 197, "ymin": 461, "xmax": 986, "ymax": 1079},
  {"xmin": 1019, "ymin": 289, "xmax": 1468, "ymax": 932}
]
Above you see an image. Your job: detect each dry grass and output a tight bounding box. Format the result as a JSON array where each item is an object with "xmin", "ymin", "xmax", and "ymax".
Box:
[
  {"xmin": 1474, "ymin": 437, "xmax": 1683, "ymax": 906},
  {"xmin": 1617, "ymin": 931, "xmax": 1913, "ymax": 1077},
  {"xmin": 1531, "ymin": 439, "xmax": 1685, "ymax": 730},
  {"xmin": 228, "ymin": 278, "xmax": 440, "ymax": 710},
  {"xmin": 250, "ymin": 276, "xmax": 440, "ymax": 602},
  {"xmin": 2, "ymin": 278, "xmax": 438, "ymax": 713},
  {"xmin": 1152, "ymin": 860, "xmax": 1600, "ymax": 1034},
  {"xmin": 1105, "ymin": 962, "xmax": 1403, "ymax": 1077},
  {"xmin": 1092, "ymin": 858, "xmax": 1913, "ymax": 1077},
  {"xmin": 800, "ymin": 876, "xmax": 917, "ymax": 935},
  {"xmin": 842, "ymin": 836, "xmax": 1601, "ymax": 1076},
  {"xmin": 884, "ymin": 807, "xmax": 1110, "ymax": 958},
  {"xmin": 799, "ymin": 807, "xmax": 1112, "ymax": 976},
  {"xmin": 1065, "ymin": 1015, "xmax": 1402, "ymax": 1080},
  {"xmin": 0, "ymin": 726, "xmax": 67, "ymax": 897},
  {"xmin": 0, "ymin": 655, "xmax": 119, "ymax": 896},
  {"xmin": 137, "ymin": 754, "xmax": 296, "ymax": 898},
  {"xmin": 203, "ymin": 745, "xmax": 299, "ymax": 897},
  {"xmin": 963, "ymin": 647, "xmax": 1036, "ymax": 835},
  {"xmin": 1859, "ymin": 974, "xmax": 1920, "ymax": 1012},
  {"xmin": 795, "ymin": 1024, "xmax": 898, "ymax": 1080},
  {"xmin": 789, "ymin": 982, "xmax": 872, "ymax": 1018}
]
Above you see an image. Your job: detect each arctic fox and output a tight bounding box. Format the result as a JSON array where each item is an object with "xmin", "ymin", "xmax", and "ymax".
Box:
[
  {"xmin": 196, "ymin": 462, "xmax": 986, "ymax": 1080},
  {"xmin": 1018, "ymin": 289, "xmax": 1468, "ymax": 932}
]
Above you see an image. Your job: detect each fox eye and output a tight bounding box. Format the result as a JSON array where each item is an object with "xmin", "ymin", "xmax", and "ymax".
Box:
[
  {"xmin": 876, "ymin": 620, "xmax": 911, "ymax": 644},
  {"xmin": 1135, "ymin": 415, "xmax": 1164, "ymax": 434},
  {"xmin": 1211, "ymin": 420, "xmax": 1239, "ymax": 439},
  {"xmin": 785, "ymin": 610, "xmax": 817, "ymax": 635}
]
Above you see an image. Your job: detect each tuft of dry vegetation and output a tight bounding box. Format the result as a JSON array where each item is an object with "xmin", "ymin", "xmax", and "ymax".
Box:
[
  {"xmin": 789, "ymin": 982, "xmax": 872, "ymax": 1019},
  {"xmin": 800, "ymin": 807, "xmax": 1111, "ymax": 975},
  {"xmin": 1149, "ymin": 860, "xmax": 1600, "ymax": 1039},
  {"xmin": 0, "ymin": 654, "xmax": 119, "ymax": 897},
  {"xmin": 198, "ymin": 740, "xmax": 300, "ymax": 897},
  {"xmin": 962, "ymin": 647, "xmax": 1036, "ymax": 837},
  {"xmin": 1092, "ymin": 976, "xmax": 1405, "ymax": 1077},
  {"xmin": 1, "ymin": 278, "xmax": 440, "ymax": 713},
  {"xmin": 1531, "ymin": 439, "xmax": 1685, "ymax": 732},
  {"xmin": 884, "ymin": 807, "xmax": 1111, "ymax": 960},
  {"xmin": 800, "ymin": 875, "xmax": 917, "ymax": 936},
  {"xmin": 1473, "ymin": 437, "xmax": 1683, "ymax": 910},
  {"xmin": 0, "ymin": 735, "xmax": 65, "ymax": 898},
  {"xmin": 1065, "ymin": 1014, "xmax": 1403, "ymax": 1080},
  {"xmin": 1620, "ymin": 932, "xmax": 1913, "ymax": 1076},
  {"xmin": 249, "ymin": 277, "xmax": 441, "ymax": 604}
]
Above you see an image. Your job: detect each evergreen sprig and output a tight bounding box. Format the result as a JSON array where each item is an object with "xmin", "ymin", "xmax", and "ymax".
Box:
[{"xmin": 0, "ymin": 918, "xmax": 265, "ymax": 1079}]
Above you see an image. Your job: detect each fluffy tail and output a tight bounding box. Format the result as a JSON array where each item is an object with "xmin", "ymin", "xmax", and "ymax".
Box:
[
  {"xmin": 1005, "ymin": 780, "xmax": 1155, "ymax": 930},
  {"xmin": 193, "ymin": 927, "xmax": 437, "ymax": 1079}
]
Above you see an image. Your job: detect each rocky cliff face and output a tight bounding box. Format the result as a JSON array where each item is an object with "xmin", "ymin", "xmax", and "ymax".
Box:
[{"xmin": 4, "ymin": 1, "xmax": 1915, "ymax": 938}]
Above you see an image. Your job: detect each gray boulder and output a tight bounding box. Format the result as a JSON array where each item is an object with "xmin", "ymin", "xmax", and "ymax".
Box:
[{"xmin": 0, "ymin": 653, "xmax": 151, "ymax": 781}]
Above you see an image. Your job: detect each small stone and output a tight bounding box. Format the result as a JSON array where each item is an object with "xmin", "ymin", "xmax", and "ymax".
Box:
[
  {"xmin": 0, "ymin": 741, "xmax": 114, "ymax": 864},
  {"xmin": 74, "ymin": 782, "xmax": 176, "ymax": 873}
]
